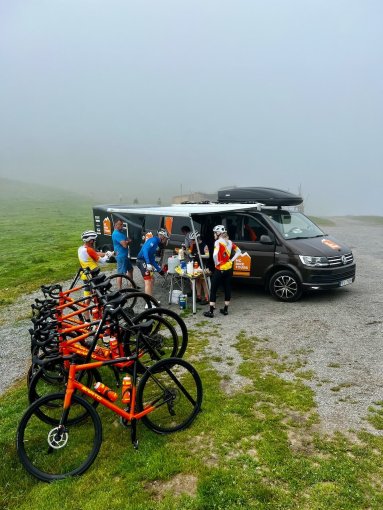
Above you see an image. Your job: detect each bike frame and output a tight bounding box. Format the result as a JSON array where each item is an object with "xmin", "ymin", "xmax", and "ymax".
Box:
[{"xmin": 62, "ymin": 358, "xmax": 155, "ymax": 423}]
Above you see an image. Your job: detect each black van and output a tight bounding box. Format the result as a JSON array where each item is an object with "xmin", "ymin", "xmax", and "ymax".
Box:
[{"xmin": 92, "ymin": 188, "xmax": 356, "ymax": 302}]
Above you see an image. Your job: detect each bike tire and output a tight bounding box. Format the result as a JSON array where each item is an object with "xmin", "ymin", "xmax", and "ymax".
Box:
[
  {"xmin": 28, "ymin": 366, "xmax": 102, "ymax": 424},
  {"xmin": 137, "ymin": 357, "xmax": 203, "ymax": 434},
  {"xmin": 122, "ymin": 315, "xmax": 179, "ymax": 372},
  {"xmin": 133, "ymin": 307, "xmax": 188, "ymax": 359},
  {"xmin": 16, "ymin": 392, "xmax": 102, "ymax": 482},
  {"xmin": 116, "ymin": 290, "xmax": 160, "ymax": 320}
]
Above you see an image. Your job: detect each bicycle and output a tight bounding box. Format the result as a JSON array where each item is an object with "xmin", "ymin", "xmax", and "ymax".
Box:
[
  {"xmin": 16, "ymin": 321, "xmax": 203, "ymax": 482},
  {"xmin": 28, "ymin": 292, "xmax": 188, "ymax": 407}
]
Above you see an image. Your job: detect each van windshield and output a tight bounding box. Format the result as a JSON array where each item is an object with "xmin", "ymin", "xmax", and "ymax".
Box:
[{"xmin": 265, "ymin": 211, "xmax": 325, "ymax": 239}]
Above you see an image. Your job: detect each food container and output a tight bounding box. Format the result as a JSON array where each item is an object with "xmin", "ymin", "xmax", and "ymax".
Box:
[
  {"xmin": 171, "ymin": 289, "xmax": 183, "ymax": 304},
  {"xmin": 168, "ymin": 256, "xmax": 180, "ymax": 274}
]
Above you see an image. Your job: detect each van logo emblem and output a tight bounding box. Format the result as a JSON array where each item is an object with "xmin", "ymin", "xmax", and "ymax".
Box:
[{"xmin": 341, "ymin": 255, "xmax": 347, "ymax": 265}]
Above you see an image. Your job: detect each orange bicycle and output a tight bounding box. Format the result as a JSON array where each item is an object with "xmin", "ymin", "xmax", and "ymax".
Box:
[{"xmin": 17, "ymin": 321, "xmax": 202, "ymax": 482}]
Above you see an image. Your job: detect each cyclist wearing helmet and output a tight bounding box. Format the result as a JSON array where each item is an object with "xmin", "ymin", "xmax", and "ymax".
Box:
[
  {"xmin": 136, "ymin": 228, "xmax": 168, "ymax": 297},
  {"xmin": 187, "ymin": 230, "xmax": 210, "ymax": 305},
  {"xmin": 112, "ymin": 219, "xmax": 134, "ymax": 287},
  {"xmin": 203, "ymin": 224, "xmax": 242, "ymax": 318},
  {"xmin": 78, "ymin": 231, "xmax": 111, "ymax": 317}
]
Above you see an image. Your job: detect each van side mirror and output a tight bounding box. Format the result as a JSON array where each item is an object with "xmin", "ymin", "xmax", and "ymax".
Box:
[{"xmin": 260, "ymin": 234, "xmax": 273, "ymax": 244}]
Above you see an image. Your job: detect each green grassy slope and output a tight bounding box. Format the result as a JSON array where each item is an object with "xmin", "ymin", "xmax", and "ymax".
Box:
[{"xmin": 0, "ymin": 178, "xmax": 93, "ymax": 306}]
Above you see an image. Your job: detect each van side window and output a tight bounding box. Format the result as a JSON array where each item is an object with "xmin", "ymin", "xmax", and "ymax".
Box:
[
  {"xmin": 225, "ymin": 216, "xmax": 240, "ymax": 240},
  {"xmin": 240, "ymin": 216, "xmax": 268, "ymax": 242}
]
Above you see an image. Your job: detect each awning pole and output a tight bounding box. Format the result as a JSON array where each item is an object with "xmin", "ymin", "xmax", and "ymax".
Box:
[{"xmin": 189, "ymin": 217, "xmax": 209, "ymax": 293}]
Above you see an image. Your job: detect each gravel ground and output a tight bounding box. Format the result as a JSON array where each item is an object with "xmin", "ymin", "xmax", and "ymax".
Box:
[{"xmin": 1, "ymin": 217, "xmax": 382, "ymax": 435}]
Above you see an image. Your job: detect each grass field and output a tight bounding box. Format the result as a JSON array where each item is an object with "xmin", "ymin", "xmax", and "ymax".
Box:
[
  {"xmin": 0, "ymin": 178, "xmax": 93, "ymax": 307},
  {"xmin": 2, "ymin": 179, "xmax": 383, "ymax": 509}
]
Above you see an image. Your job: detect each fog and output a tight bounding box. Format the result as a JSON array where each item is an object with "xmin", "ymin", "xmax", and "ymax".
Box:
[{"xmin": 1, "ymin": 1, "xmax": 382, "ymax": 215}]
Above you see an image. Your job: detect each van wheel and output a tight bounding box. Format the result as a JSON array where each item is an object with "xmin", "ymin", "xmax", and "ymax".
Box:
[{"xmin": 269, "ymin": 270, "xmax": 302, "ymax": 302}]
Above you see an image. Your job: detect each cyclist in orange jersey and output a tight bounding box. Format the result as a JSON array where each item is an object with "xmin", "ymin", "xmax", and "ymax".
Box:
[{"xmin": 203, "ymin": 225, "xmax": 242, "ymax": 318}]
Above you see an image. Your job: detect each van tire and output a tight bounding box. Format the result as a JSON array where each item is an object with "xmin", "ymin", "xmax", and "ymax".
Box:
[{"xmin": 269, "ymin": 270, "xmax": 302, "ymax": 302}]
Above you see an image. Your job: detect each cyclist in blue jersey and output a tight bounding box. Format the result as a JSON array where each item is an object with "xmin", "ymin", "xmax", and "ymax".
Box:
[
  {"xmin": 111, "ymin": 219, "xmax": 134, "ymax": 288},
  {"xmin": 136, "ymin": 228, "xmax": 169, "ymax": 296}
]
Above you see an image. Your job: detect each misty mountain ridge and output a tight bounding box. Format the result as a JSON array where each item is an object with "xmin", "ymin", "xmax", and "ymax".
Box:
[{"xmin": 0, "ymin": 177, "xmax": 165, "ymax": 207}]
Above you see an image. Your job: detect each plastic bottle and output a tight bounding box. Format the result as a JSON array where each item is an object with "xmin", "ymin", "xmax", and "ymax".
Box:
[
  {"xmin": 178, "ymin": 247, "xmax": 184, "ymax": 261},
  {"xmin": 121, "ymin": 376, "xmax": 132, "ymax": 404},
  {"xmin": 94, "ymin": 382, "xmax": 118, "ymax": 402},
  {"xmin": 109, "ymin": 338, "xmax": 120, "ymax": 359},
  {"xmin": 179, "ymin": 294, "xmax": 187, "ymax": 310},
  {"xmin": 102, "ymin": 334, "xmax": 110, "ymax": 347},
  {"xmin": 91, "ymin": 307, "xmax": 100, "ymax": 320}
]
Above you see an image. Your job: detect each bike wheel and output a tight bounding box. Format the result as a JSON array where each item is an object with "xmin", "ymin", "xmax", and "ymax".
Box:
[
  {"xmin": 137, "ymin": 358, "xmax": 203, "ymax": 434},
  {"xmin": 133, "ymin": 308, "xmax": 188, "ymax": 358},
  {"xmin": 123, "ymin": 315, "xmax": 179, "ymax": 371},
  {"xmin": 28, "ymin": 366, "xmax": 101, "ymax": 424},
  {"xmin": 117, "ymin": 290, "xmax": 160, "ymax": 320},
  {"xmin": 108, "ymin": 273, "xmax": 137, "ymax": 292},
  {"xmin": 17, "ymin": 393, "xmax": 102, "ymax": 482}
]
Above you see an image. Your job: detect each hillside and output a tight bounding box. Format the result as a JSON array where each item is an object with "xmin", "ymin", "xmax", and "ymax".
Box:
[{"xmin": 0, "ymin": 178, "xmax": 94, "ymax": 306}]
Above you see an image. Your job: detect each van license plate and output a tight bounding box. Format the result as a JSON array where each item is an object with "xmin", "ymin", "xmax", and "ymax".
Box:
[{"xmin": 339, "ymin": 278, "xmax": 353, "ymax": 287}]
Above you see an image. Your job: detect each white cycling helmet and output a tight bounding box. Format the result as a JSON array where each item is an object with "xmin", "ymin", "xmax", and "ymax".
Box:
[
  {"xmin": 82, "ymin": 230, "xmax": 98, "ymax": 242},
  {"xmin": 188, "ymin": 230, "xmax": 200, "ymax": 240},
  {"xmin": 157, "ymin": 228, "xmax": 170, "ymax": 239},
  {"xmin": 213, "ymin": 225, "xmax": 226, "ymax": 235}
]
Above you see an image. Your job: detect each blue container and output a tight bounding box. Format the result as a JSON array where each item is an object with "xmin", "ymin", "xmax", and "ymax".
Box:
[{"xmin": 179, "ymin": 294, "xmax": 187, "ymax": 310}]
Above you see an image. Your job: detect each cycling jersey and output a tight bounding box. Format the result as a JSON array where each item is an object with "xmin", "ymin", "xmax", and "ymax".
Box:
[
  {"xmin": 136, "ymin": 237, "xmax": 162, "ymax": 272},
  {"xmin": 78, "ymin": 245, "xmax": 100, "ymax": 278},
  {"xmin": 213, "ymin": 238, "xmax": 240, "ymax": 271}
]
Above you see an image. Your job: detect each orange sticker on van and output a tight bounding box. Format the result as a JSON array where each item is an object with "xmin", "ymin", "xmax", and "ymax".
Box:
[
  {"xmin": 165, "ymin": 216, "xmax": 173, "ymax": 234},
  {"xmin": 233, "ymin": 253, "xmax": 251, "ymax": 277},
  {"xmin": 103, "ymin": 217, "xmax": 111, "ymax": 235},
  {"xmin": 321, "ymin": 239, "xmax": 341, "ymax": 250}
]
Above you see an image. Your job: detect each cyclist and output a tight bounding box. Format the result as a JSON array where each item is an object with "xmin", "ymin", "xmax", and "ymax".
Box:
[
  {"xmin": 136, "ymin": 228, "xmax": 168, "ymax": 297},
  {"xmin": 78, "ymin": 230, "xmax": 111, "ymax": 318},
  {"xmin": 203, "ymin": 225, "xmax": 242, "ymax": 318},
  {"xmin": 112, "ymin": 219, "xmax": 134, "ymax": 288}
]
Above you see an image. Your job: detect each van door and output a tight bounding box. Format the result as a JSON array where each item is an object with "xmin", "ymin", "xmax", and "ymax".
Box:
[{"xmin": 224, "ymin": 213, "xmax": 276, "ymax": 283}]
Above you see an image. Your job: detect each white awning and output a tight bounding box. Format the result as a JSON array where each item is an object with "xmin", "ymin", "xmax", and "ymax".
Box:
[{"xmin": 105, "ymin": 203, "xmax": 264, "ymax": 218}]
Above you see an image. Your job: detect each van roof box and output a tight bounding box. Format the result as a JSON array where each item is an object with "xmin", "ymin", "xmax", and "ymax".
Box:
[{"xmin": 217, "ymin": 187, "xmax": 303, "ymax": 207}]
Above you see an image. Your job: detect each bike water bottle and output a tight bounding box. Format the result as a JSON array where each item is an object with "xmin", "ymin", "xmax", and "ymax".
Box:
[
  {"xmin": 109, "ymin": 338, "xmax": 120, "ymax": 359},
  {"xmin": 121, "ymin": 376, "xmax": 132, "ymax": 404},
  {"xmin": 94, "ymin": 382, "xmax": 118, "ymax": 402},
  {"xmin": 102, "ymin": 334, "xmax": 111, "ymax": 347},
  {"xmin": 91, "ymin": 307, "xmax": 100, "ymax": 320}
]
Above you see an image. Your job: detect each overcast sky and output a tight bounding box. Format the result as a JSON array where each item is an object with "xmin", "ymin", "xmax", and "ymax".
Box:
[{"xmin": 1, "ymin": 0, "xmax": 382, "ymax": 215}]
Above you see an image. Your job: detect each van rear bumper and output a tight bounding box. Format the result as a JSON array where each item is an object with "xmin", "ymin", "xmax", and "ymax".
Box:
[{"xmin": 301, "ymin": 263, "xmax": 356, "ymax": 290}]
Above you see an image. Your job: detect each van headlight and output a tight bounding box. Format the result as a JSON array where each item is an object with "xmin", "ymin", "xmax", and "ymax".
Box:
[{"xmin": 299, "ymin": 255, "xmax": 329, "ymax": 267}]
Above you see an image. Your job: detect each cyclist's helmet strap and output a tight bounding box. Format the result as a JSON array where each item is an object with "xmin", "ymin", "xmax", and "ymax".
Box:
[{"xmin": 82, "ymin": 230, "xmax": 98, "ymax": 242}]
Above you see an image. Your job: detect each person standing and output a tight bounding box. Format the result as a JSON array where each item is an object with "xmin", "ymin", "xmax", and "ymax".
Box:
[
  {"xmin": 78, "ymin": 230, "xmax": 111, "ymax": 319},
  {"xmin": 181, "ymin": 225, "xmax": 191, "ymax": 249},
  {"xmin": 111, "ymin": 219, "xmax": 134, "ymax": 288},
  {"xmin": 136, "ymin": 228, "xmax": 169, "ymax": 297},
  {"xmin": 203, "ymin": 225, "xmax": 242, "ymax": 318}
]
